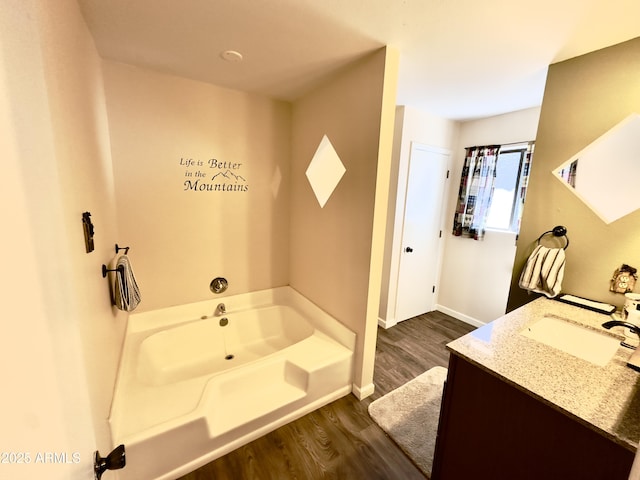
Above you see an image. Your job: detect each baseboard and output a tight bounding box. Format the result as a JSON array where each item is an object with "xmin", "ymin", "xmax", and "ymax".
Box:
[
  {"xmin": 377, "ymin": 316, "xmax": 397, "ymax": 329},
  {"xmin": 435, "ymin": 304, "xmax": 485, "ymax": 328},
  {"xmin": 352, "ymin": 382, "xmax": 375, "ymax": 400}
]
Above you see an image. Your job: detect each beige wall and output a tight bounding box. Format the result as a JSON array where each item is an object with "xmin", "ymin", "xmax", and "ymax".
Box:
[
  {"xmin": 103, "ymin": 62, "xmax": 291, "ymax": 310},
  {"xmin": 290, "ymin": 48, "xmax": 398, "ymax": 395},
  {"xmin": 1, "ymin": 0, "xmax": 124, "ymax": 476},
  {"xmin": 103, "ymin": 49, "xmax": 397, "ymax": 396},
  {"xmin": 37, "ymin": 1, "xmax": 128, "ymax": 452},
  {"xmin": 508, "ymin": 37, "xmax": 640, "ymax": 311}
]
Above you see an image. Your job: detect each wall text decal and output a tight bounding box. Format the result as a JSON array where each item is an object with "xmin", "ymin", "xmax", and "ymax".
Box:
[{"xmin": 180, "ymin": 158, "xmax": 249, "ymax": 192}]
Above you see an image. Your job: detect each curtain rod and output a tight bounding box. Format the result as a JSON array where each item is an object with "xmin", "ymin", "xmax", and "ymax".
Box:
[
  {"xmin": 465, "ymin": 140, "xmax": 534, "ymax": 149},
  {"xmin": 501, "ymin": 140, "xmax": 535, "ymax": 147}
]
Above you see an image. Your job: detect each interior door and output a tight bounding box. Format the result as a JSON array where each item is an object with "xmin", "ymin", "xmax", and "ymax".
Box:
[{"xmin": 395, "ymin": 143, "xmax": 449, "ymax": 322}]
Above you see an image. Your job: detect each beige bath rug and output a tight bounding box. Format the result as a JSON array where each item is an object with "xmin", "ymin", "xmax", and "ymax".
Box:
[{"xmin": 368, "ymin": 366, "xmax": 447, "ymax": 477}]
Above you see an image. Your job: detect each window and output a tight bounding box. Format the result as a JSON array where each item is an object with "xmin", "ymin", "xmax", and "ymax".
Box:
[
  {"xmin": 453, "ymin": 142, "xmax": 533, "ymax": 240},
  {"xmin": 485, "ymin": 144, "xmax": 532, "ymax": 233}
]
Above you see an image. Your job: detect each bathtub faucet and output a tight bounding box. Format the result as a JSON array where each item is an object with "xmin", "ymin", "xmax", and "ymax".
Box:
[{"xmin": 215, "ymin": 303, "xmax": 226, "ymax": 316}]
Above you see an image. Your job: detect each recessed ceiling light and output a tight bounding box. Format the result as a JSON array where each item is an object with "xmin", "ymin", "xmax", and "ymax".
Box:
[{"xmin": 220, "ymin": 50, "xmax": 243, "ymax": 63}]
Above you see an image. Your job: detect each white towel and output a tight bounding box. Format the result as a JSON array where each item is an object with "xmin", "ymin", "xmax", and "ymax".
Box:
[
  {"xmin": 112, "ymin": 255, "xmax": 141, "ymax": 311},
  {"xmin": 518, "ymin": 245, "xmax": 565, "ymax": 298}
]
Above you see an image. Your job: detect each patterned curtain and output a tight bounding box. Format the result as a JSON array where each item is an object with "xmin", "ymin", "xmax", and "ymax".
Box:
[
  {"xmin": 452, "ymin": 146, "xmax": 499, "ymax": 240},
  {"xmin": 512, "ymin": 142, "xmax": 535, "ymax": 232}
]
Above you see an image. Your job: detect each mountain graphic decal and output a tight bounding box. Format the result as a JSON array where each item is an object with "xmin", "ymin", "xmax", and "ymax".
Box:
[{"xmin": 212, "ymin": 170, "xmax": 247, "ymax": 183}]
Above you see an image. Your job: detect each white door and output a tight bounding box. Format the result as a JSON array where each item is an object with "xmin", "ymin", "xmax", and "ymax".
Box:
[{"xmin": 395, "ymin": 143, "xmax": 450, "ymax": 322}]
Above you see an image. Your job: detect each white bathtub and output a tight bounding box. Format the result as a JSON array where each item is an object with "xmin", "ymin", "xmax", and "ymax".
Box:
[{"xmin": 109, "ymin": 287, "xmax": 356, "ymax": 480}]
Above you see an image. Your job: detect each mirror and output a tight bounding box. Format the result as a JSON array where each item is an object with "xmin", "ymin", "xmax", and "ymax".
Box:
[{"xmin": 553, "ymin": 113, "xmax": 640, "ymax": 224}]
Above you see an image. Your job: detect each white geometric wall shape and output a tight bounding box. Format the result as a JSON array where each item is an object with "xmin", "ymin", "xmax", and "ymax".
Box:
[
  {"xmin": 305, "ymin": 135, "xmax": 346, "ymax": 208},
  {"xmin": 271, "ymin": 165, "xmax": 282, "ymax": 198}
]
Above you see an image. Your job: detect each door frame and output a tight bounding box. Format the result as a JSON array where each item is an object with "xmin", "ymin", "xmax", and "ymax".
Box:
[{"xmin": 379, "ymin": 142, "xmax": 452, "ymax": 328}]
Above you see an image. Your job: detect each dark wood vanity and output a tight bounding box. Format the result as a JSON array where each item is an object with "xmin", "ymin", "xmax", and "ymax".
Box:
[
  {"xmin": 432, "ymin": 353, "xmax": 634, "ymax": 479},
  {"xmin": 431, "ymin": 299, "xmax": 639, "ymax": 480}
]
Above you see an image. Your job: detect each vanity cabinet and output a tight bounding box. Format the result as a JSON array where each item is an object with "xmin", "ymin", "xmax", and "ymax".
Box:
[{"xmin": 432, "ymin": 353, "xmax": 634, "ymax": 480}]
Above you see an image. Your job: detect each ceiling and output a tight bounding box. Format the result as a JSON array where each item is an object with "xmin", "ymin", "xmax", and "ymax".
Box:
[{"xmin": 77, "ymin": 0, "xmax": 640, "ymax": 121}]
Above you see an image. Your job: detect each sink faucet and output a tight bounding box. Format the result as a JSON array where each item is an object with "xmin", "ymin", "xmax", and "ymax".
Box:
[
  {"xmin": 215, "ymin": 303, "xmax": 226, "ymax": 316},
  {"xmin": 602, "ymin": 320, "xmax": 640, "ymax": 336},
  {"xmin": 602, "ymin": 320, "xmax": 640, "ymax": 372}
]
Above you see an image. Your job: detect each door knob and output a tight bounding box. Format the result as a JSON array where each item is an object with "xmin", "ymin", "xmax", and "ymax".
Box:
[{"xmin": 405, "ymin": 247, "xmax": 413, "ymax": 253}]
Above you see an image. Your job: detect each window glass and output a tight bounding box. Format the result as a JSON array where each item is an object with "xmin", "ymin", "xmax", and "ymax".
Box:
[{"xmin": 485, "ymin": 149, "xmax": 525, "ymax": 232}]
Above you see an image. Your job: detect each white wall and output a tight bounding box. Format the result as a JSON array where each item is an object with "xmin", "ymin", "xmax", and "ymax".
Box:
[
  {"xmin": 437, "ymin": 107, "xmax": 541, "ymax": 325},
  {"xmin": 1, "ymin": 0, "xmax": 123, "ymax": 477},
  {"xmin": 379, "ymin": 105, "xmax": 459, "ymax": 327}
]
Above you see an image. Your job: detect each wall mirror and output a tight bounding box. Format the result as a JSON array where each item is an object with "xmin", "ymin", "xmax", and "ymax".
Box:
[{"xmin": 553, "ymin": 113, "xmax": 640, "ymax": 224}]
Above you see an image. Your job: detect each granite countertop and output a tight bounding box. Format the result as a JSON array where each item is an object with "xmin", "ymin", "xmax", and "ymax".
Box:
[{"xmin": 447, "ymin": 297, "xmax": 640, "ymax": 452}]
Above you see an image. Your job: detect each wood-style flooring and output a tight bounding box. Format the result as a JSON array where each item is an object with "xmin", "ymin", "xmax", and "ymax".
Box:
[{"xmin": 178, "ymin": 311, "xmax": 476, "ymax": 480}]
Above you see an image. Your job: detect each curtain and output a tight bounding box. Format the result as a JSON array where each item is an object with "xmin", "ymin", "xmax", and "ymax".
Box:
[{"xmin": 452, "ymin": 146, "xmax": 499, "ymax": 240}]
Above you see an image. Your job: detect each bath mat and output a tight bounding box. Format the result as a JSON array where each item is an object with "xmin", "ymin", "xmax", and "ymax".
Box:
[{"xmin": 368, "ymin": 366, "xmax": 447, "ymax": 477}]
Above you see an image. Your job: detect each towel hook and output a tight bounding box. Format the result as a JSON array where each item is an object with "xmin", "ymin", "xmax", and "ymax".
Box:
[
  {"xmin": 115, "ymin": 244, "xmax": 130, "ymax": 255},
  {"xmin": 536, "ymin": 225, "xmax": 569, "ymax": 250},
  {"xmin": 102, "ymin": 264, "xmax": 124, "ymax": 278}
]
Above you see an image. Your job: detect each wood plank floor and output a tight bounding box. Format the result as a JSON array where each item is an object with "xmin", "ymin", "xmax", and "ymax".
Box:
[{"xmin": 178, "ymin": 311, "xmax": 476, "ymax": 480}]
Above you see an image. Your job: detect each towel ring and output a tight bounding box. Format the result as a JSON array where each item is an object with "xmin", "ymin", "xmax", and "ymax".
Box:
[{"xmin": 536, "ymin": 225, "xmax": 569, "ymax": 250}]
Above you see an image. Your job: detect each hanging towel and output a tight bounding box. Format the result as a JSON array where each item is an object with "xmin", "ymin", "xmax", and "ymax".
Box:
[
  {"xmin": 112, "ymin": 255, "xmax": 141, "ymax": 311},
  {"xmin": 518, "ymin": 245, "xmax": 565, "ymax": 298}
]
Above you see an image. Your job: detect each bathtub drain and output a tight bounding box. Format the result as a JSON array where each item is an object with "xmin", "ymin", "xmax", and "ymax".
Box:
[{"xmin": 225, "ymin": 354, "xmax": 234, "ymax": 360}]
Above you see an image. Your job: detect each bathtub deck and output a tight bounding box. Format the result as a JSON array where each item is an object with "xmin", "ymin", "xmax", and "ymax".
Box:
[{"xmin": 111, "ymin": 331, "xmax": 352, "ymax": 441}]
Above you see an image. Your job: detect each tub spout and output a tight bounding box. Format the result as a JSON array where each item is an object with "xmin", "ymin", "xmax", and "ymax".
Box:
[{"xmin": 215, "ymin": 303, "xmax": 226, "ymax": 316}]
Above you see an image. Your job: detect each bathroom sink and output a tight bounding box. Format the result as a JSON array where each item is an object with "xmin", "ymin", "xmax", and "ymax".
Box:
[{"xmin": 520, "ymin": 315, "xmax": 620, "ymax": 366}]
